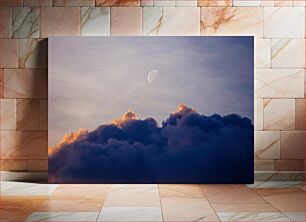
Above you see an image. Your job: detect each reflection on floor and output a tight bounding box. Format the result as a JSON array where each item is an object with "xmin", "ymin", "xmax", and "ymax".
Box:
[{"xmin": 0, "ymin": 181, "xmax": 304, "ymax": 221}]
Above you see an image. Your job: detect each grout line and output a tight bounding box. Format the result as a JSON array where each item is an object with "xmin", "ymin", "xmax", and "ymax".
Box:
[
  {"xmin": 198, "ymin": 184, "xmax": 223, "ymax": 221},
  {"xmin": 157, "ymin": 184, "xmax": 165, "ymax": 222}
]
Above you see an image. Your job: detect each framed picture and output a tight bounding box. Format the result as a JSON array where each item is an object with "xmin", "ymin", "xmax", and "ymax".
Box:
[{"xmin": 48, "ymin": 36, "xmax": 254, "ymax": 183}]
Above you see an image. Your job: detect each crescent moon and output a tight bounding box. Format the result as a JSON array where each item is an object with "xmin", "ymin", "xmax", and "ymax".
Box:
[{"xmin": 147, "ymin": 70, "xmax": 159, "ymax": 84}]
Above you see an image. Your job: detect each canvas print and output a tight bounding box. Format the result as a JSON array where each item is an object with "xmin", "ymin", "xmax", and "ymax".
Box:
[{"xmin": 48, "ymin": 36, "xmax": 254, "ymax": 184}]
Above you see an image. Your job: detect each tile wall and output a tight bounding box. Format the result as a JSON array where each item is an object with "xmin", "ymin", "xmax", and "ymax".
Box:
[{"xmin": 0, "ymin": 0, "xmax": 304, "ymax": 180}]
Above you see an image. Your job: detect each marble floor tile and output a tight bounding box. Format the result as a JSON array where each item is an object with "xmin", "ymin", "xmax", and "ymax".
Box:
[
  {"xmin": 0, "ymin": 196, "xmax": 47, "ymax": 221},
  {"xmin": 103, "ymin": 184, "xmax": 160, "ymax": 207},
  {"xmin": 217, "ymin": 212, "xmax": 291, "ymax": 221},
  {"xmin": 283, "ymin": 212, "xmax": 305, "ymax": 222},
  {"xmin": 159, "ymin": 184, "xmax": 204, "ymax": 198},
  {"xmin": 25, "ymin": 212, "xmax": 99, "ymax": 221},
  {"xmin": 1, "ymin": 181, "xmax": 58, "ymax": 196},
  {"xmin": 255, "ymin": 188, "xmax": 305, "ymax": 212},
  {"xmin": 212, "ymin": 203, "xmax": 278, "ymax": 212},
  {"xmin": 247, "ymin": 181, "xmax": 304, "ymax": 189},
  {"xmin": 161, "ymin": 197, "xmax": 219, "ymax": 221},
  {"xmin": 38, "ymin": 196, "xmax": 105, "ymax": 212},
  {"xmin": 200, "ymin": 185, "xmax": 266, "ymax": 204},
  {"xmin": 51, "ymin": 184, "xmax": 111, "ymax": 199},
  {"xmin": 98, "ymin": 207, "xmax": 163, "ymax": 221}
]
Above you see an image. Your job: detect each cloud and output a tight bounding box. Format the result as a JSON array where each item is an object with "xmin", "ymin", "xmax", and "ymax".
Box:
[{"xmin": 48, "ymin": 104, "xmax": 254, "ymax": 184}]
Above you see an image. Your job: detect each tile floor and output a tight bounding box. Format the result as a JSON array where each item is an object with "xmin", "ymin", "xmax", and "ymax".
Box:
[{"xmin": 0, "ymin": 181, "xmax": 305, "ymax": 221}]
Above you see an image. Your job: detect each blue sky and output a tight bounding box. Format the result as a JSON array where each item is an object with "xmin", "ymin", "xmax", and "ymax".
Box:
[{"xmin": 49, "ymin": 36, "xmax": 254, "ymax": 147}]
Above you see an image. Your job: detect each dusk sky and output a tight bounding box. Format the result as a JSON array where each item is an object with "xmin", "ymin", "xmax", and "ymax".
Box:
[{"xmin": 49, "ymin": 36, "xmax": 254, "ymax": 147}]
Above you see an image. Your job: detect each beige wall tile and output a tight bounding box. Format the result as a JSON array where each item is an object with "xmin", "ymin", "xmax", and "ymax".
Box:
[
  {"xmin": 17, "ymin": 99, "xmax": 40, "ymax": 130},
  {"xmin": 261, "ymin": 0, "xmax": 274, "ymax": 6},
  {"xmin": 12, "ymin": 7, "xmax": 39, "ymax": 38},
  {"xmin": 96, "ymin": 0, "xmax": 140, "ymax": 6},
  {"xmin": 81, "ymin": 7, "xmax": 110, "ymax": 36},
  {"xmin": 0, "ymin": 7, "xmax": 11, "ymax": 38},
  {"xmin": 295, "ymin": 99, "xmax": 305, "ymax": 130},
  {"xmin": 0, "ymin": 69, "xmax": 3, "ymax": 98},
  {"xmin": 24, "ymin": 0, "xmax": 52, "ymax": 6},
  {"xmin": 200, "ymin": 7, "xmax": 263, "ymax": 38},
  {"xmin": 280, "ymin": 131, "xmax": 304, "ymax": 160},
  {"xmin": 0, "ymin": 99, "xmax": 16, "ymax": 130},
  {"xmin": 264, "ymin": 7, "xmax": 305, "ymax": 38},
  {"xmin": 40, "ymin": 99, "xmax": 47, "ymax": 130},
  {"xmin": 143, "ymin": 7, "xmax": 200, "ymax": 36},
  {"xmin": 176, "ymin": 0, "xmax": 197, "ymax": 6},
  {"xmin": 255, "ymin": 99, "xmax": 263, "ymax": 130},
  {"xmin": 304, "ymin": 70, "xmax": 306, "ymax": 98},
  {"xmin": 274, "ymin": 0, "xmax": 293, "ymax": 6},
  {"xmin": 198, "ymin": 0, "xmax": 232, "ymax": 6},
  {"xmin": 255, "ymin": 69, "xmax": 304, "ymax": 98},
  {"xmin": 293, "ymin": 0, "xmax": 305, "ymax": 6},
  {"xmin": 255, "ymin": 131, "xmax": 280, "ymax": 160},
  {"xmin": 41, "ymin": 7, "xmax": 80, "ymax": 38},
  {"xmin": 27, "ymin": 159, "xmax": 48, "ymax": 171},
  {"xmin": 0, "ymin": 159, "xmax": 27, "ymax": 171},
  {"xmin": 19, "ymin": 39, "xmax": 47, "ymax": 68},
  {"xmin": 0, "ymin": 131, "xmax": 48, "ymax": 159},
  {"xmin": 3, "ymin": 69, "xmax": 47, "ymax": 99},
  {"xmin": 53, "ymin": 0, "xmax": 95, "ymax": 6},
  {"xmin": 141, "ymin": 0, "xmax": 153, "ymax": 6},
  {"xmin": 233, "ymin": 0, "xmax": 260, "ymax": 6},
  {"xmin": 272, "ymin": 39, "xmax": 305, "ymax": 68},
  {"xmin": 263, "ymin": 99, "xmax": 295, "ymax": 130},
  {"xmin": 111, "ymin": 7, "xmax": 142, "ymax": 36},
  {"xmin": 0, "ymin": 0, "xmax": 22, "ymax": 6},
  {"xmin": 275, "ymin": 160, "xmax": 304, "ymax": 171},
  {"xmin": 255, "ymin": 160, "xmax": 274, "ymax": 171},
  {"xmin": 255, "ymin": 39, "xmax": 271, "ymax": 68},
  {"xmin": 154, "ymin": 0, "xmax": 175, "ymax": 6},
  {"xmin": 0, "ymin": 39, "xmax": 18, "ymax": 68}
]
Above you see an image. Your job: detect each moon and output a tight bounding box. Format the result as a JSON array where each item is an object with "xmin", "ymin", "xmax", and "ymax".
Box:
[{"xmin": 147, "ymin": 70, "xmax": 159, "ymax": 84}]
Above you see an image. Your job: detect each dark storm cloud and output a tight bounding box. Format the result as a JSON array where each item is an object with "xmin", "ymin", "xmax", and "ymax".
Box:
[{"xmin": 48, "ymin": 105, "xmax": 254, "ymax": 184}]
